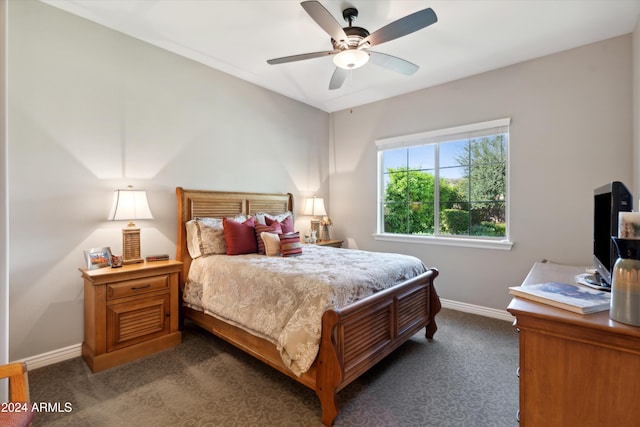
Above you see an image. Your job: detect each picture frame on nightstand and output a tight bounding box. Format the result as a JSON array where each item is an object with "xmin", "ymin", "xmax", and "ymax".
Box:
[{"xmin": 83, "ymin": 247, "xmax": 112, "ymax": 270}]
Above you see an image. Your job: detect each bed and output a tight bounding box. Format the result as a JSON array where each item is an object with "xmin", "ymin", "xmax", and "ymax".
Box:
[{"xmin": 175, "ymin": 187, "xmax": 441, "ymax": 426}]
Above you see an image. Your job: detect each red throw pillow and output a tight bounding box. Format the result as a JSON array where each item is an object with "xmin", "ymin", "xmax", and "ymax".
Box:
[
  {"xmin": 254, "ymin": 222, "xmax": 282, "ymax": 254},
  {"xmin": 267, "ymin": 214, "xmax": 294, "ymax": 233},
  {"xmin": 223, "ymin": 217, "xmax": 257, "ymax": 255}
]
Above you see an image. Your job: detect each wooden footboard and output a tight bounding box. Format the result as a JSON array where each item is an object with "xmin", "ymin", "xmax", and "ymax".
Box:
[
  {"xmin": 182, "ymin": 268, "xmax": 440, "ymax": 426},
  {"xmin": 315, "ymin": 268, "xmax": 440, "ymax": 426}
]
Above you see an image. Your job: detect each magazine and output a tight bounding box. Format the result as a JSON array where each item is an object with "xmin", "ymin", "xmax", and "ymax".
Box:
[{"xmin": 508, "ymin": 281, "xmax": 611, "ymax": 314}]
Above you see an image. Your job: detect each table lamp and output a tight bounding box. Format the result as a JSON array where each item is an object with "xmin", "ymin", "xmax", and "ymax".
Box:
[
  {"xmin": 304, "ymin": 196, "xmax": 326, "ymax": 241},
  {"xmin": 108, "ymin": 185, "xmax": 153, "ymax": 264}
]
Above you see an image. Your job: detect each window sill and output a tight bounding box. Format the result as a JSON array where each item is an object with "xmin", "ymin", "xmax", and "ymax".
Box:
[{"xmin": 373, "ymin": 233, "xmax": 514, "ymax": 251}]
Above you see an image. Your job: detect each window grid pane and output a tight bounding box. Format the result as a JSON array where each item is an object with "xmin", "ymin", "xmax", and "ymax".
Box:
[{"xmin": 380, "ymin": 127, "xmax": 508, "ymax": 239}]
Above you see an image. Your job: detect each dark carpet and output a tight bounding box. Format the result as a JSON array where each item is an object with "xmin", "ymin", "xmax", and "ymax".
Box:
[{"xmin": 28, "ymin": 308, "xmax": 519, "ymax": 426}]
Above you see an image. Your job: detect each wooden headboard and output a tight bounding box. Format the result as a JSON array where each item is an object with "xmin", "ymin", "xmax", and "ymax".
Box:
[{"xmin": 175, "ymin": 187, "xmax": 294, "ymax": 286}]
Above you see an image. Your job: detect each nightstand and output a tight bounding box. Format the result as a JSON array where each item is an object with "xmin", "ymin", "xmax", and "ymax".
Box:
[
  {"xmin": 315, "ymin": 239, "xmax": 343, "ymax": 248},
  {"xmin": 80, "ymin": 260, "xmax": 182, "ymax": 372}
]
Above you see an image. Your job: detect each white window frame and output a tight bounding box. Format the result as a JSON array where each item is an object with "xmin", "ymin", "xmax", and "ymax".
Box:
[{"xmin": 375, "ymin": 118, "xmax": 514, "ymax": 251}]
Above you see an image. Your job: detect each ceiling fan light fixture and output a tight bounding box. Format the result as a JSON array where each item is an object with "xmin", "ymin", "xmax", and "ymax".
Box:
[{"xmin": 333, "ymin": 49, "xmax": 369, "ymax": 70}]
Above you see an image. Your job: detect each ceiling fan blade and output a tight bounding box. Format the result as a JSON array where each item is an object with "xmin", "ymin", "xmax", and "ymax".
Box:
[
  {"xmin": 301, "ymin": 1, "xmax": 348, "ymax": 45},
  {"xmin": 329, "ymin": 67, "xmax": 348, "ymax": 90},
  {"xmin": 368, "ymin": 51, "xmax": 419, "ymax": 75},
  {"xmin": 361, "ymin": 8, "xmax": 437, "ymax": 48},
  {"xmin": 267, "ymin": 50, "xmax": 339, "ymax": 65}
]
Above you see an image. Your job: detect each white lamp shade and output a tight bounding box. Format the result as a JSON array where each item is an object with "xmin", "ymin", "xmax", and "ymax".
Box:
[
  {"xmin": 303, "ymin": 197, "xmax": 327, "ymax": 217},
  {"xmin": 108, "ymin": 189, "xmax": 153, "ymax": 221},
  {"xmin": 333, "ymin": 49, "xmax": 369, "ymax": 70}
]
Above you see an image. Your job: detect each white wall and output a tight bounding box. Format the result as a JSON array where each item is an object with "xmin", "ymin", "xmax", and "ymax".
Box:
[
  {"xmin": 329, "ymin": 35, "xmax": 633, "ymax": 310},
  {"xmin": 7, "ymin": 1, "xmax": 329, "ymax": 360},
  {"xmin": 0, "ymin": 0, "xmax": 8, "ymax": 392},
  {"xmin": 634, "ymin": 15, "xmax": 640, "ymax": 197}
]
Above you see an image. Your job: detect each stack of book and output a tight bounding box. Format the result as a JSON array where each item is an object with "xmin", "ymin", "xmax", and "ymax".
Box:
[{"xmin": 146, "ymin": 254, "xmax": 169, "ymax": 262}]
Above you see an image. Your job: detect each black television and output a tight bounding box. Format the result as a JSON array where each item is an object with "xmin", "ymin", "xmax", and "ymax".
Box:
[{"xmin": 593, "ymin": 181, "xmax": 633, "ymax": 285}]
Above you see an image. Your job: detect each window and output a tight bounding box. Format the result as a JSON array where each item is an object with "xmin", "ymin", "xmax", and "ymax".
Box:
[{"xmin": 376, "ymin": 118, "xmax": 511, "ymax": 249}]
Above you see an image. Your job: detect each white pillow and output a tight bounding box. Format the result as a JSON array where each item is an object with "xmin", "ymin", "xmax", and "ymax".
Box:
[
  {"xmin": 186, "ymin": 216, "xmax": 246, "ymax": 258},
  {"xmin": 255, "ymin": 211, "xmax": 292, "ymax": 225},
  {"xmin": 261, "ymin": 231, "xmax": 282, "ymax": 256}
]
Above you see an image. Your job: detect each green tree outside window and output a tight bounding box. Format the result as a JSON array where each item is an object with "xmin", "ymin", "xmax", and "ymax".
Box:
[{"xmin": 382, "ymin": 134, "xmax": 506, "ymax": 238}]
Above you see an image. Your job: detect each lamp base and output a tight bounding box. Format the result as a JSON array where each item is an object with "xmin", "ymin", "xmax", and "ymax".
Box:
[{"xmin": 122, "ymin": 227, "xmax": 144, "ymax": 264}]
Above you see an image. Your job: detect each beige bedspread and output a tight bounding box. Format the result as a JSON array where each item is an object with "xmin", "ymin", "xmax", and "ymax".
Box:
[{"xmin": 183, "ymin": 245, "xmax": 427, "ymax": 375}]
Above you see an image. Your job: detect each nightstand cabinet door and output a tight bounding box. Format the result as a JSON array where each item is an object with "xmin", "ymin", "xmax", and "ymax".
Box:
[{"xmin": 107, "ymin": 293, "xmax": 170, "ymax": 352}]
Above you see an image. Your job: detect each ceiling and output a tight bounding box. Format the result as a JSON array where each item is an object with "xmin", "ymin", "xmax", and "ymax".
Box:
[{"xmin": 41, "ymin": 0, "xmax": 640, "ymax": 113}]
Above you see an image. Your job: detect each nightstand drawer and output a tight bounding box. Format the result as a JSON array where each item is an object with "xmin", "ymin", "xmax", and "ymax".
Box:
[{"xmin": 107, "ymin": 275, "xmax": 169, "ymax": 300}]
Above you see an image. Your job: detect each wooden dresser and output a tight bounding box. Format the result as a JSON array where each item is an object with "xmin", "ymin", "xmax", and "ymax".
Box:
[
  {"xmin": 80, "ymin": 260, "xmax": 182, "ymax": 372},
  {"xmin": 507, "ymin": 262, "xmax": 640, "ymax": 426}
]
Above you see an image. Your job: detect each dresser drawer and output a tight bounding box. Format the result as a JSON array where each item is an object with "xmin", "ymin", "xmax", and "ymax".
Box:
[{"xmin": 107, "ymin": 275, "xmax": 169, "ymax": 300}]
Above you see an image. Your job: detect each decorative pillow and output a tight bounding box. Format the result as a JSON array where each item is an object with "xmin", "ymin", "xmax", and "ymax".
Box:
[
  {"xmin": 223, "ymin": 216, "xmax": 257, "ymax": 255},
  {"xmin": 255, "ymin": 211, "xmax": 292, "ymax": 225},
  {"xmin": 254, "ymin": 212, "xmax": 268, "ymax": 225},
  {"xmin": 254, "ymin": 222, "xmax": 282, "ymax": 254},
  {"xmin": 186, "ymin": 218, "xmax": 221, "ymax": 258},
  {"xmin": 186, "ymin": 219, "xmax": 203, "ymax": 258},
  {"xmin": 186, "ymin": 215, "xmax": 247, "ymax": 258},
  {"xmin": 261, "ymin": 232, "xmax": 282, "ymax": 256},
  {"xmin": 266, "ymin": 214, "xmax": 294, "ymax": 234},
  {"xmin": 280, "ymin": 232, "xmax": 302, "ymax": 257}
]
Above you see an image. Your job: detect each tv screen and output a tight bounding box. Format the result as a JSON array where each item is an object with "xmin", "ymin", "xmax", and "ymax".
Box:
[{"xmin": 593, "ymin": 181, "xmax": 632, "ymax": 285}]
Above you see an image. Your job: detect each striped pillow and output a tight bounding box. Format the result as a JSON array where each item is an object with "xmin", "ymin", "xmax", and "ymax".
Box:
[
  {"xmin": 254, "ymin": 222, "xmax": 282, "ymax": 254},
  {"xmin": 279, "ymin": 232, "xmax": 302, "ymax": 257}
]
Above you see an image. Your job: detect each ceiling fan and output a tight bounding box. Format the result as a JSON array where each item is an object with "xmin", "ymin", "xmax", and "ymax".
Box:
[{"xmin": 267, "ymin": 1, "xmax": 438, "ymax": 90}]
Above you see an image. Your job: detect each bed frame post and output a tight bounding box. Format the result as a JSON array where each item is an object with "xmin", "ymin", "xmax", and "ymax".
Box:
[
  {"xmin": 426, "ymin": 275, "xmax": 441, "ymax": 339},
  {"xmin": 315, "ymin": 310, "xmax": 343, "ymax": 426}
]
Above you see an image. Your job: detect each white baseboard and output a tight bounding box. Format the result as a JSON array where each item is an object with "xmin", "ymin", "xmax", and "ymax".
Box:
[
  {"xmin": 16, "ymin": 300, "xmax": 513, "ymax": 370},
  {"xmin": 440, "ymin": 298, "xmax": 514, "ymax": 322},
  {"xmin": 17, "ymin": 343, "xmax": 81, "ymax": 371}
]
